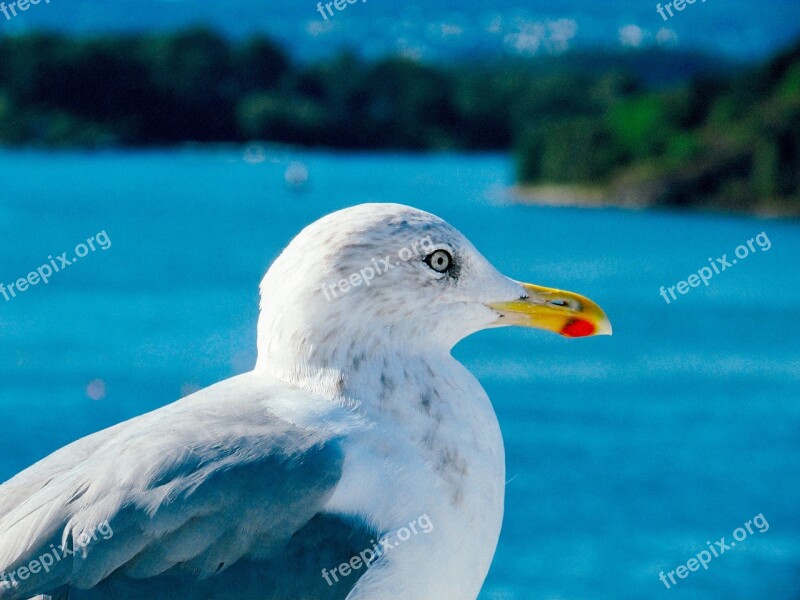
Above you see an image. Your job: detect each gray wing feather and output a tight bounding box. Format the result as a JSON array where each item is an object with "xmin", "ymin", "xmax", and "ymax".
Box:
[{"xmin": 0, "ymin": 373, "xmax": 350, "ymax": 600}]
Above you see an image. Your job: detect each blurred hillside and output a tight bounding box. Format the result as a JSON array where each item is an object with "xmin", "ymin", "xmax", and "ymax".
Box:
[
  {"xmin": 517, "ymin": 40, "xmax": 800, "ymax": 215},
  {"xmin": 0, "ymin": 29, "xmax": 728, "ymax": 149},
  {"xmin": 0, "ymin": 29, "xmax": 797, "ymax": 214}
]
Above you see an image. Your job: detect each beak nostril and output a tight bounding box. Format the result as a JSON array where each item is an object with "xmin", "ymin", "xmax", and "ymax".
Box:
[{"xmin": 549, "ymin": 298, "xmax": 581, "ymax": 310}]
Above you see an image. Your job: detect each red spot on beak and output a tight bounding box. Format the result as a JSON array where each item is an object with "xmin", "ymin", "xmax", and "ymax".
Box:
[{"xmin": 561, "ymin": 319, "xmax": 596, "ymax": 338}]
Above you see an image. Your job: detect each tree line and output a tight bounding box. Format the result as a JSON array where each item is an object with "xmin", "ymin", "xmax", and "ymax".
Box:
[{"xmin": 0, "ymin": 28, "xmax": 796, "ymax": 212}]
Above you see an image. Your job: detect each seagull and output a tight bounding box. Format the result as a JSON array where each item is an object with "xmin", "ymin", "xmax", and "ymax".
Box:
[{"xmin": 0, "ymin": 203, "xmax": 611, "ymax": 600}]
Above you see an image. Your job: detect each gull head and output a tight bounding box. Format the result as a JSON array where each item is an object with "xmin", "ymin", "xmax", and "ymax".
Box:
[{"xmin": 256, "ymin": 204, "xmax": 610, "ymax": 375}]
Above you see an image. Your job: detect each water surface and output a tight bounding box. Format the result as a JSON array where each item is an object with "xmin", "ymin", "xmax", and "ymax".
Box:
[{"xmin": 0, "ymin": 149, "xmax": 798, "ymax": 599}]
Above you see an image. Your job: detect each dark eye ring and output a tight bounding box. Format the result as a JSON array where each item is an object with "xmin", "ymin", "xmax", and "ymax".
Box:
[{"xmin": 425, "ymin": 249, "xmax": 453, "ymax": 273}]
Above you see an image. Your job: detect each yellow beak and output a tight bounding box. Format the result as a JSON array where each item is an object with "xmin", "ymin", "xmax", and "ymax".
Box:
[{"xmin": 488, "ymin": 282, "xmax": 612, "ymax": 338}]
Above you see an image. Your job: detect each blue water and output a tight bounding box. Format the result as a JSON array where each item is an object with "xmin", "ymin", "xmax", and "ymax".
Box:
[{"xmin": 0, "ymin": 149, "xmax": 798, "ymax": 599}]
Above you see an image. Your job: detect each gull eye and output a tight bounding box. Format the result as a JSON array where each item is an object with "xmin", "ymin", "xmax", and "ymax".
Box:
[{"xmin": 425, "ymin": 249, "xmax": 453, "ymax": 273}]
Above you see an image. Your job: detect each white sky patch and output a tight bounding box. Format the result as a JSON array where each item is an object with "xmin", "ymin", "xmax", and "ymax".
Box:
[
  {"xmin": 656, "ymin": 27, "xmax": 678, "ymax": 45},
  {"xmin": 546, "ymin": 18, "xmax": 579, "ymax": 53},
  {"xmin": 306, "ymin": 20, "xmax": 335, "ymax": 37},
  {"xmin": 504, "ymin": 18, "xmax": 578, "ymax": 55},
  {"xmin": 396, "ymin": 38, "xmax": 424, "ymax": 61},
  {"xmin": 504, "ymin": 21, "xmax": 544, "ymax": 54},
  {"xmin": 486, "ymin": 15, "xmax": 503, "ymax": 34},
  {"xmin": 86, "ymin": 379, "xmax": 106, "ymax": 401},
  {"xmin": 429, "ymin": 22, "xmax": 465, "ymax": 38},
  {"xmin": 619, "ymin": 24, "xmax": 646, "ymax": 47}
]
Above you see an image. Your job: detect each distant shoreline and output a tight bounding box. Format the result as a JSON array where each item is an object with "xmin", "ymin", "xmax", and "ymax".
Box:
[
  {"xmin": 511, "ymin": 184, "xmax": 800, "ymax": 219},
  {"xmin": 511, "ymin": 185, "xmax": 623, "ymax": 209}
]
